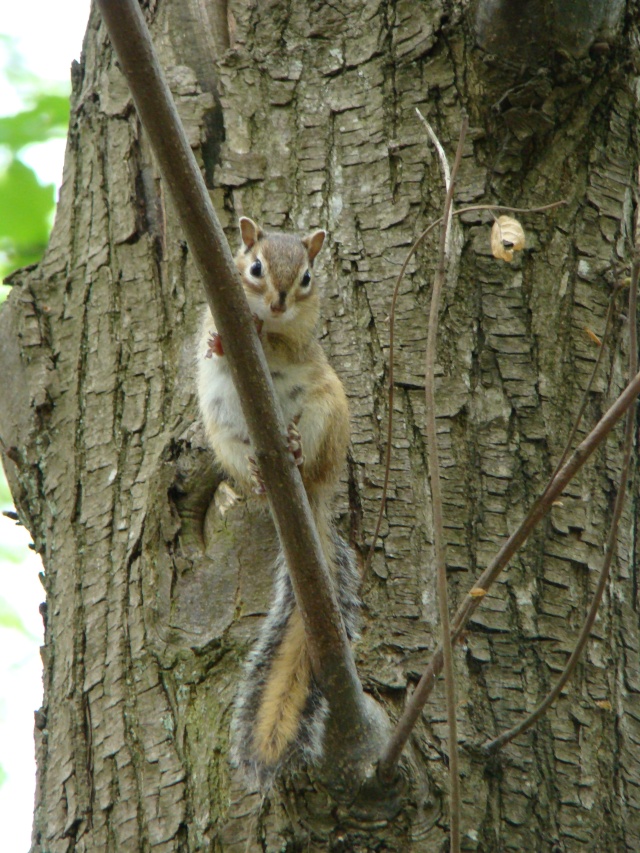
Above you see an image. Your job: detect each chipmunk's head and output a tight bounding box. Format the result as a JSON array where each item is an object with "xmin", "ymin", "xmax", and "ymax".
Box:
[{"xmin": 235, "ymin": 217, "xmax": 325, "ymax": 340}]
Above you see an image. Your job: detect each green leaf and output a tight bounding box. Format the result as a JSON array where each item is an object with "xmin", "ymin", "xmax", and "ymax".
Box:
[
  {"xmin": 0, "ymin": 158, "xmax": 54, "ymax": 277},
  {"xmin": 0, "ymin": 94, "xmax": 69, "ymax": 153},
  {"xmin": 0, "ymin": 36, "xmax": 70, "ymax": 284}
]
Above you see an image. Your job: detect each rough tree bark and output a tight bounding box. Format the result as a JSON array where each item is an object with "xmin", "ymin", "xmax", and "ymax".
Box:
[{"xmin": 0, "ymin": 0, "xmax": 638, "ymax": 850}]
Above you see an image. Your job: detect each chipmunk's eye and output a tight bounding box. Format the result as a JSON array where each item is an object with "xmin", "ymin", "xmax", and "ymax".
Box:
[
  {"xmin": 300, "ymin": 270, "xmax": 311, "ymax": 288},
  {"xmin": 250, "ymin": 259, "xmax": 263, "ymax": 277}
]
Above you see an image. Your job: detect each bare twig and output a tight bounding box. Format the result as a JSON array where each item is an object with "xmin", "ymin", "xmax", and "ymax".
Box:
[
  {"xmin": 378, "ymin": 363, "xmax": 640, "ymax": 780},
  {"xmin": 453, "ymin": 201, "xmax": 568, "ymax": 219},
  {"xmin": 366, "ymin": 200, "xmax": 566, "ymax": 576},
  {"xmin": 541, "ymin": 288, "xmax": 623, "ymax": 500},
  {"xmin": 423, "ymin": 115, "xmax": 468, "ymax": 853},
  {"xmin": 96, "ymin": 0, "xmax": 372, "ymax": 754},
  {"xmin": 416, "ymin": 108, "xmax": 453, "ymax": 255},
  {"xmin": 483, "ymin": 199, "xmax": 639, "ymax": 753},
  {"xmin": 364, "ymin": 216, "xmax": 441, "ymax": 576},
  {"xmin": 416, "ymin": 109, "xmax": 451, "ymax": 190}
]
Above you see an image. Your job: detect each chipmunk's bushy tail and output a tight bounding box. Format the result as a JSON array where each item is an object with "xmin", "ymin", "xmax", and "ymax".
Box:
[{"xmin": 231, "ymin": 532, "xmax": 359, "ymax": 788}]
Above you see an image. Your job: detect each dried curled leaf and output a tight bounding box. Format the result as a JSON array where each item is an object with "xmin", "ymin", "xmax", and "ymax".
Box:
[
  {"xmin": 585, "ymin": 327, "xmax": 602, "ymax": 346},
  {"xmin": 469, "ymin": 587, "xmax": 488, "ymax": 598},
  {"xmin": 491, "ymin": 215, "xmax": 525, "ymax": 262}
]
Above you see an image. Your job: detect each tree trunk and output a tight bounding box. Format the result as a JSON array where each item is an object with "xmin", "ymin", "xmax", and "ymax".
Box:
[{"xmin": 1, "ymin": 0, "xmax": 638, "ymax": 850}]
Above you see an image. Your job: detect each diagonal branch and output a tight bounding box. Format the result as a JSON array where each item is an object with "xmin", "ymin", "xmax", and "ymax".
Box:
[
  {"xmin": 483, "ymin": 212, "xmax": 639, "ymax": 753},
  {"xmin": 96, "ymin": 0, "xmax": 372, "ymax": 758},
  {"xmin": 540, "ymin": 289, "xmax": 622, "ymax": 501},
  {"xmin": 378, "ymin": 362, "xmax": 640, "ymax": 780}
]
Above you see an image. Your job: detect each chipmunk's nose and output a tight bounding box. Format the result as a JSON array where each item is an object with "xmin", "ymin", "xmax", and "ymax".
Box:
[{"xmin": 270, "ymin": 291, "xmax": 287, "ymax": 314}]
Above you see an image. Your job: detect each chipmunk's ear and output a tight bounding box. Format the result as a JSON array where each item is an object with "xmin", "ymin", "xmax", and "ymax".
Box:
[
  {"xmin": 302, "ymin": 229, "xmax": 326, "ymax": 263},
  {"xmin": 239, "ymin": 217, "xmax": 264, "ymax": 250}
]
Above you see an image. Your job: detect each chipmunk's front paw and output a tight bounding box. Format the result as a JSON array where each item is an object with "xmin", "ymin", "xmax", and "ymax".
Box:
[
  {"xmin": 247, "ymin": 456, "xmax": 266, "ymax": 495},
  {"xmin": 287, "ymin": 419, "xmax": 305, "ymax": 467},
  {"xmin": 253, "ymin": 314, "xmax": 264, "ymax": 337},
  {"xmin": 206, "ymin": 332, "xmax": 224, "ymax": 358}
]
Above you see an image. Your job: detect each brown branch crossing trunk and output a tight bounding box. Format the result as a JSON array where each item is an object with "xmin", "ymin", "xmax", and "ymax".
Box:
[
  {"xmin": 379, "ymin": 364, "xmax": 640, "ymax": 779},
  {"xmin": 95, "ymin": 0, "xmax": 387, "ymax": 796},
  {"xmin": 0, "ymin": 0, "xmax": 638, "ymax": 849}
]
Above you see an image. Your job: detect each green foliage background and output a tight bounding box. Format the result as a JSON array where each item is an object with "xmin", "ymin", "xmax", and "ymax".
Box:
[
  {"xmin": 0, "ymin": 34, "xmax": 69, "ymax": 292},
  {"xmin": 0, "ymin": 34, "xmax": 70, "ymax": 793}
]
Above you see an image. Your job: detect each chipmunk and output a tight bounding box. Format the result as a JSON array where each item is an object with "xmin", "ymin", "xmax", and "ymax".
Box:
[{"xmin": 196, "ymin": 217, "xmax": 359, "ymax": 787}]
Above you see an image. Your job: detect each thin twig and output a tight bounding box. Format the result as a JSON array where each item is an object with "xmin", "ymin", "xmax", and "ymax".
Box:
[
  {"xmin": 541, "ymin": 288, "xmax": 623, "ymax": 500},
  {"xmin": 424, "ymin": 114, "xmax": 468, "ymax": 853},
  {"xmin": 365, "ymin": 200, "xmax": 566, "ymax": 576},
  {"xmin": 416, "ymin": 109, "xmax": 452, "ymax": 190},
  {"xmin": 364, "ymin": 217, "xmax": 441, "ymax": 576},
  {"xmin": 416, "ymin": 109, "xmax": 453, "ymax": 255},
  {"xmin": 378, "ymin": 363, "xmax": 640, "ymax": 780},
  {"xmin": 96, "ymin": 0, "xmax": 371, "ymax": 749},
  {"xmin": 483, "ymin": 194, "xmax": 639, "ymax": 753}
]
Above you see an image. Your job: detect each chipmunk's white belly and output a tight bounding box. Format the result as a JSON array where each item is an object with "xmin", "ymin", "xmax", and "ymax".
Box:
[
  {"xmin": 198, "ymin": 357, "xmax": 249, "ymax": 441},
  {"xmin": 198, "ymin": 353, "xmax": 307, "ymax": 443}
]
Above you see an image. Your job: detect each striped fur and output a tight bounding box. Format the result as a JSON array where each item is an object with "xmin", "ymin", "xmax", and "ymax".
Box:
[{"xmin": 196, "ymin": 219, "xmax": 356, "ymax": 788}]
